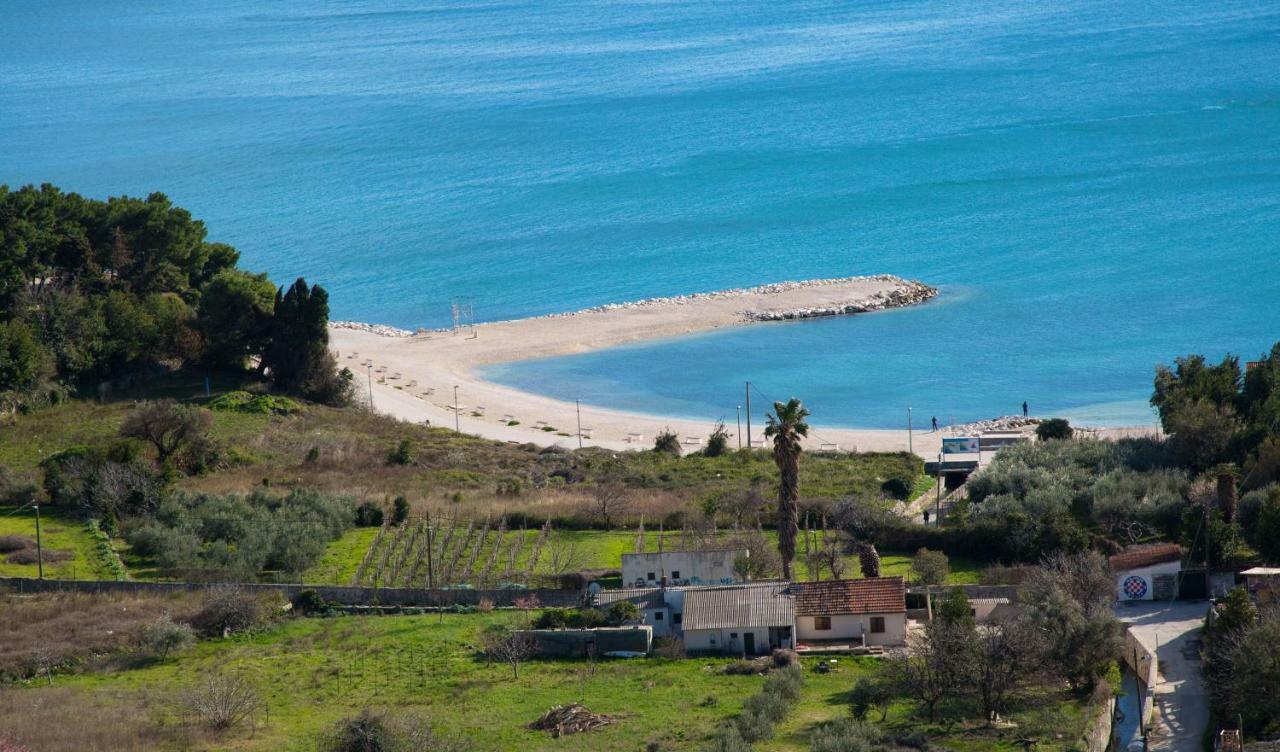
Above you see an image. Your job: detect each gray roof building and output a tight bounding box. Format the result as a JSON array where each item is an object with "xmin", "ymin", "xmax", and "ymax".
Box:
[{"xmin": 681, "ymin": 582, "xmax": 794, "ymax": 631}]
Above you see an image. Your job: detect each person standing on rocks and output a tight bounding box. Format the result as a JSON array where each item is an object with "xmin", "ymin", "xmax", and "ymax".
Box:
[
  {"xmin": 1022, "ymin": 401, "xmax": 1029, "ymax": 417},
  {"xmin": 931, "ymin": 416, "xmax": 938, "ymax": 432}
]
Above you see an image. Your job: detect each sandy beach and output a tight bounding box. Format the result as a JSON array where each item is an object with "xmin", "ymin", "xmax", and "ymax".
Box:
[{"xmin": 329, "ymin": 276, "xmax": 1149, "ymax": 455}]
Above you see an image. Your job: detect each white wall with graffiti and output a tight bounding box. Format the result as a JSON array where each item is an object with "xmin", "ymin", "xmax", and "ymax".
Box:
[{"xmin": 1114, "ymin": 559, "xmax": 1182, "ymax": 601}]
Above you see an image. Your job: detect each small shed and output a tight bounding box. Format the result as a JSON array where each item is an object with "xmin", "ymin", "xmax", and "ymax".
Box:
[
  {"xmin": 681, "ymin": 582, "xmax": 794, "ymax": 655},
  {"xmin": 1241, "ymin": 566, "xmax": 1280, "ymax": 606},
  {"xmin": 1109, "ymin": 544, "xmax": 1183, "ymax": 601},
  {"xmin": 592, "ymin": 587, "xmax": 673, "ymax": 636}
]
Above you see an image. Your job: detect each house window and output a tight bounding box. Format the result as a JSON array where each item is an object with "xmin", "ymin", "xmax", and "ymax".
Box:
[
  {"xmin": 647, "ymin": 572, "xmax": 656, "ymax": 581},
  {"xmin": 730, "ymin": 632, "xmax": 738, "ymax": 638},
  {"xmin": 814, "ymin": 616, "xmax": 832, "ymax": 631},
  {"xmin": 671, "ymin": 570, "xmax": 680, "ymax": 579},
  {"xmin": 653, "ymin": 611, "xmax": 664, "ymax": 621},
  {"xmin": 673, "ymin": 613, "xmax": 682, "ymax": 625},
  {"xmin": 870, "ymin": 617, "xmax": 885, "ymax": 634}
]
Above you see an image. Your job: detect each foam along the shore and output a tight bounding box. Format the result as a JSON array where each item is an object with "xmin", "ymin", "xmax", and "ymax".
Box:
[{"xmin": 328, "ymin": 275, "xmax": 959, "ymax": 454}]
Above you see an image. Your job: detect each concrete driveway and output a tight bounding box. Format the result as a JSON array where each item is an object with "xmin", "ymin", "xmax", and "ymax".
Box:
[{"xmin": 1113, "ymin": 600, "xmax": 1211, "ymax": 752}]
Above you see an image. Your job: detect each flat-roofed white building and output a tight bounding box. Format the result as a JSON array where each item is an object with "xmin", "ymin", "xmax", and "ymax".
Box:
[{"xmin": 621, "ymin": 548, "xmax": 746, "ymax": 588}]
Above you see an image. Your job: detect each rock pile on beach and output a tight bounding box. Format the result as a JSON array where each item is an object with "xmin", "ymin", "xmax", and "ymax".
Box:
[
  {"xmin": 951, "ymin": 416, "xmax": 1040, "ymax": 433},
  {"xmin": 330, "ymin": 321, "xmax": 418, "ymax": 338},
  {"xmin": 741, "ymin": 279, "xmax": 937, "ymax": 322}
]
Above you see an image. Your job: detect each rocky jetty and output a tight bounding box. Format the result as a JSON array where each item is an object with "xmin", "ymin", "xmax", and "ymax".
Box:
[
  {"xmin": 950, "ymin": 416, "xmax": 1040, "ymax": 433},
  {"xmin": 330, "ymin": 321, "xmax": 418, "ymax": 338},
  {"xmin": 332, "ymin": 275, "xmax": 938, "ymax": 336},
  {"xmin": 740, "ymin": 278, "xmax": 937, "ymax": 322}
]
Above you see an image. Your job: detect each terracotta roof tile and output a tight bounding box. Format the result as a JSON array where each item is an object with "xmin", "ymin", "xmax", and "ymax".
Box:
[
  {"xmin": 789, "ymin": 577, "xmax": 906, "ymax": 616},
  {"xmin": 1108, "ymin": 543, "xmax": 1183, "ymax": 572}
]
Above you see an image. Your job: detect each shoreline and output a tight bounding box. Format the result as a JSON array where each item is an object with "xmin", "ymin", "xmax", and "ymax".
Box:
[{"xmin": 328, "ymin": 275, "xmax": 1151, "ymax": 454}]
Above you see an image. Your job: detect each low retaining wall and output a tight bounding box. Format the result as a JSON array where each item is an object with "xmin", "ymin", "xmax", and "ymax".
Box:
[
  {"xmin": 1, "ymin": 577, "xmax": 582, "ymax": 608},
  {"xmin": 1084, "ymin": 696, "xmax": 1116, "ymax": 752},
  {"xmin": 518, "ymin": 626, "xmax": 653, "ymax": 658}
]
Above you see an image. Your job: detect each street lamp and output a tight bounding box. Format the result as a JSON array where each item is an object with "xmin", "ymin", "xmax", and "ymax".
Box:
[
  {"xmin": 736, "ymin": 405, "xmax": 742, "ymax": 450},
  {"xmin": 908, "ymin": 406, "xmax": 913, "ymax": 455},
  {"xmin": 453, "ymin": 385, "xmax": 460, "ymax": 432}
]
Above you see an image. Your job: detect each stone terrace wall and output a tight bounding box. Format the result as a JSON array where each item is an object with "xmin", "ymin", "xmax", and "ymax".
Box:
[{"xmin": 1, "ymin": 577, "xmax": 582, "ymax": 608}]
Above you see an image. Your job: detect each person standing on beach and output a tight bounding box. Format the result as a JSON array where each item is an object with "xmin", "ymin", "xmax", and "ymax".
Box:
[{"xmin": 1022, "ymin": 401, "xmax": 1029, "ymax": 417}]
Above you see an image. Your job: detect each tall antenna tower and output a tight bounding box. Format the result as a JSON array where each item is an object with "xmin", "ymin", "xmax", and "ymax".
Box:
[{"xmin": 450, "ymin": 296, "xmax": 476, "ymax": 339}]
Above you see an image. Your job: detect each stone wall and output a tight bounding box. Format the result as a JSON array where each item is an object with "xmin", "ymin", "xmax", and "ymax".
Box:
[{"xmin": 1, "ymin": 576, "xmax": 582, "ymax": 608}]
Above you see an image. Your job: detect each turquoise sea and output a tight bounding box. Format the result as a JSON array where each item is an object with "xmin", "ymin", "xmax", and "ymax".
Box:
[{"xmin": 3, "ymin": 1, "xmax": 1278, "ymax": 428}]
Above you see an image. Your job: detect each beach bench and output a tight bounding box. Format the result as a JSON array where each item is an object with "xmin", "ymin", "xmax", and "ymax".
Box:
[
  {"xmin": 502, "ymin": 414, "xmax": 516, "ymax": 423},
  {"xmin": 683, "ymin": 436, "xmax": 703, "ymax": 446},
  {"xmin": 579, "ymin": 427, "xmax": 594, "ymax": 439},
  {"xmin": 626, "ymin": 432, "xmax": 644, "ymax": 444},
  {"xmin": 819, "ymin": 442, "xmax": 841, "ymax": 452},
  {"xmin": 473, "ymin": 406, "xmax": 486, "ymax": 416}
]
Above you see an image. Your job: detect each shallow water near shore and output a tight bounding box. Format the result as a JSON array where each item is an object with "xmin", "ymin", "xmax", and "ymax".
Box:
[{"xmin": 3, "ymin": 1, "xmax": 1278, "ymax": 428}]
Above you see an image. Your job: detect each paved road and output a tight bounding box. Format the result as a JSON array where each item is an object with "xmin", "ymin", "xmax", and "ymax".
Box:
[{"xmin": 1114, "ymin": 601, "xmax": 1211, "ymax": 752}]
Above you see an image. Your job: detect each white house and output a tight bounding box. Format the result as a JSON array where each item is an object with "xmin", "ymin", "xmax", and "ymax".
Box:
[
  {"xmin": 790, "ymin": 577, "xmax": 908, "ymax": 648},
  {"xmin": 680, "ymin": 582, "xmax": 795, "ymax": 655},
  {"xmin": 1109, "ymin": 544, "xmax": 1183, "ymax": 601},
  {"xmin": 621, "ymin": 549, "xmax": 746, "ymax": 588}
]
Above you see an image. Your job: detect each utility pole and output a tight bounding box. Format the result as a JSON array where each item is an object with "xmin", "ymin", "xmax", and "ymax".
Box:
[
  {"xmin": 453, "ymin": 385, "xmax": 460, "ymax": 432},
  {"xmin": 34, "ymin": 503, "xmax": 44, "ymax": 580},
  {"xmin": 935, "ymin": 452, "xmax": 942, "ymax": 523},
  {"xmin": 576, "ymin": 398, "xmax": 583, "ymax": 449},
  {"xmin": 736, "ymin": 405, "xmax": 742, "ymax": 450},
  {"xmin": 907, "ymin": 406, "xmax": 913, "ymax": 454},
  {"xmin": 744, "ymin": 382, "xmax": 752, "ymax": 449},
  {"xmin": 425, "ymin": 510, "xmax": 434, "ymax": 589},
  {"xmin": 367, "ymin": 364, "xmax": 374, "ymax": 409}
]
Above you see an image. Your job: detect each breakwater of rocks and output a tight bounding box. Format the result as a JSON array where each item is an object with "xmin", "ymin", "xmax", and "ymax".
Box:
[
  {"xmin": 331, "ymin": 275, "xmax": 938, "ymax": 336},
  {"xmin": 739, "ymin": 278, "xmax": 937, "ymax": 322}
]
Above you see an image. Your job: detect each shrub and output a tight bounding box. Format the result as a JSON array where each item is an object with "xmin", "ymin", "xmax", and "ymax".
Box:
[
  {"xmin": 0, "ymin": 535, "xmax": 33, "ymax": 554},
  {"xmin": 810, "ymin": 719, "xmax": 884, "ymax": 752},
  {"xmin": 710, "ymin": 724, "xmax": 752, "ymax": 752},
  {"xmin": 745, "ymin": 691, "xmax": 788, "ymax": 723},
  {"xmin": 387, "ymin": 440, "xmax": 413, "ymax": 466},
  {"xmin": 141, "ymin": 614, "xmax": 196, "ymax": 659},
  {"xmin": 606, "ymin": 600, "xmax": 640, "ymax": 625},
  {"xmin": 355, "ymin": 501, "xmax": 384, "ymax": 528},
  {"xmin": 533, "ymin": 608, "xmax": 571, "ymax": 629},
  {"xmin": 5, "ymin": 548, "xmax": 72, "ymax": 565},
  {"xmin": 724, "ymin": 659, "xmax": 761, "ymax": 675},
  {"xmin": 734, "ymin": 705, "xmax": 775, "ymax": 743},
  {"xmin": 190, "ymin": 586, "xmax": 276, "ymax": 638},
  {"xmin": 763, "ymin": 664, "xmax": 803, "ymax": 703},
  {"xmin": 705, "ymin": 421, "xmax": 730, "ymax": 458},
  {"xmin": 653, "ymin": 430, "xmax": 681, "ymax": 456},
  {"xmin": 1035, "ymin": 418, "xmax": 1074, "ymax": 441},
  {"xmin": 391, "ymin": 496, "xmax": 410, "ymax": 525},
  {"xmin": 292, "ymin": 588, "xmax": 333, "ymax": 616},
  {"xmin": 179, "ymin": 674, "xmax": 261, "ymax": 730},
  {"xmin": 770, "ymin": 648, "xmax": 798, "ymax": 669},
  {"xmin": 208, "ymin": 391, "xmax": 299, "ymax": 415},
  {"xmin": 848, "ymin": 676, "xmax": 893, "ymax": 721},
  {"xmin": 321, "ymin": 709, "xmax": 470, "ymax": 752}
]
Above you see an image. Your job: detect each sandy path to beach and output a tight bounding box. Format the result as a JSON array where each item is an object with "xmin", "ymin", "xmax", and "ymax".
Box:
[{"xmin": 328, "ymin": 276, "xmax": 1149, "ymax": 455}]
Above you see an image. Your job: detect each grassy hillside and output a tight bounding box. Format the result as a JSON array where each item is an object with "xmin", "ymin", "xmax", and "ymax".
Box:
[
  {"xmin": 0, "ymin": 505, "xmax": 118, "ymax": 580},
  {"xmin": 3, "ymin": 607, "xmax": 1097, "ymax": 752}
]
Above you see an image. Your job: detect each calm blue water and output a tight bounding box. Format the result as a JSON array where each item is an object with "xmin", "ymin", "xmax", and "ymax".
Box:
[{"xmin": 3, "ymin": 1, "xmax": 1278, "ymax": 428}]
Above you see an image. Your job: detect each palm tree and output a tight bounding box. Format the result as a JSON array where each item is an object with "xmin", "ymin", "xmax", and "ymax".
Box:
[{"xmin": 764, "ymin": 398, "xmax": 810, "ymax": 580}]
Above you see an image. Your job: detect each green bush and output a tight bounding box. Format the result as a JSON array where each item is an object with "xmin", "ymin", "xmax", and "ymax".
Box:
[
  {"xmin": 208, "ymin": 391, "xmax": 300, "ymax": 415},
  {"xmin": 355, "ymin": 501, "xmax": 384, "ymax": 528},
  {"xmin": 1035, "ymin": 418, "xmax": 1074, "ymax": 441},
  {"xmin": 141, "ymin": 614, "xmax": 195, "ymax": 659},
  {"xmin": 606, "ymin": 600, "xmax": 640, "ymax": 625},
  {"xmin": 190, "ymin": 586, "xmax": 280, "ymax": 637},
  {"xmin": 387, "ymin": 440, "xmax": 413, "ymax": 466},
  {"xmin": 392, "ymin": 496, "xmax": 410, "ymax": 525},
  {"xmin": 734, "ymin": 705, "xmax": 775, "ymax": 743},
  {"xmin": 763, "ymin": 664, "xmax": 803, "ymax": 702},
  {"xmin": 653, "ymin": 430, "xmax": 681, "ymax": 456},
  {"xmin": 810, "ymin": 719, "xmax": 884, "ymax": 752}
]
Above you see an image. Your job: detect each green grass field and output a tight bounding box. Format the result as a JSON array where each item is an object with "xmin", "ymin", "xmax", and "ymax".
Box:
[
  {"xmin": 39, "ymin": 611, "xmax": 1094, "ymax": 752},
  {"xmin": 303, "ymin": 525, "xmax": 985, "ymax": 587},
  {"xmin": 0, "ymin": 505, "xmax": 116, "ymax": 580}
]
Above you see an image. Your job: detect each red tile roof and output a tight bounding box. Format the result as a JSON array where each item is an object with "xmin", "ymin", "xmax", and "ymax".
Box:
[
  {"xmin": 1108, "ymin": 543, "xmax": 1183, "ymax": 572},
  {"xmin": 789, "ymin": 577, "xmax": 906, "ymax": 616}
]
